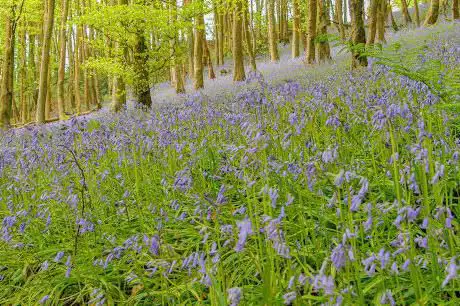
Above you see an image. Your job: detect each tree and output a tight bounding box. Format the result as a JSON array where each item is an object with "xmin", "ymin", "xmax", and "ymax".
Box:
[
  {"xmin": 57, "ymin": 0, "xmax": 71, "ymax": 120},
  {"xmin": 233, "ymin": 0, "xmax": 245, "ymax": 81},
  {"xmin": 316, "ymin": 0, "xmax": 331, "ymax": 62},
  {"xmin": 335, "ymin": 0, "xmax": 345, "ymax": 40},
  {"xmin": 424, "ymin": 0, "xmax": 440, "ymax": 25},
  {"xmin": 291, "ymin": 0, "xmax": 300, "ymax": 58},
  {"xmin": 367, "ymin": 0, "xmax": 378, "ymax": 46},
  {"xmin": 193, "ymin": 0, "xmax": 204, "ymax": 89},
  {"xmin": 306, "ymin": 0, "xmax": 317, "ymax": 64},
  {"xmin": 243, "ymin": 3, "xmax": 257, "ymax": 70},
  {"xmin": 454, "ymin": 0, "xmax": 460, "ymax": 19},
  {"xmin": 0, "ymin": 15, "xmax": 15, "ymax": 128},
  {"xmin": 400, "ymin": 0, "xmax": 412, "ymax": 25},
  {"xmin": 414, "ymin": 0, "xmax": 421, "ymax": 26},
  {"xmin": 376, "ymin": 0, "xmax": 387, "ymax": 44},
  {"xmin": 267, "ymin": 0, "xmax": 279, "ymax": 62},
  {"xmin": 170, "ymin": 0, "xmax": 185, "ymax": 93},
  {"xmin": 36, "ymin": 0, "xmax": 56, "ymax": 123},
  {"xmin": 350, "ymin": 0, "xmax": 367, "ymax": 68}
]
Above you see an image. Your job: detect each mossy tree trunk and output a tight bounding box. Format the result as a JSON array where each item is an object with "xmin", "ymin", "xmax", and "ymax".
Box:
[
  {"xmin": 233, "ymin": 0, "xmax": 246, "ymax": 81},
  {"xmin": 350, "ymin": 0, "xmax": 367, "ymax": 68}
]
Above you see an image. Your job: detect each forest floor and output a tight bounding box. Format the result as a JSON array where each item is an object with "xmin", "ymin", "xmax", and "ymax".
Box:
[{"xmin": 1, "ymin": 22, "xmax": 459, "ymax": 305}]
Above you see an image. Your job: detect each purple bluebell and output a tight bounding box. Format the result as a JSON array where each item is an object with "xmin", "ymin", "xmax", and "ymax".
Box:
[
  {"xmin": 227, "ymin": 287, "xmax": 242, "ymax": 306},
  {"xmin": 283, "ymin": 291, "xmax": 297, "ymax": 305},
  {"xmin": 235, "ymin": 218, "xmax": 253, "ymax": 252},
  {"xmin": 442, "ymin": 258, "xmax": 458, "ymax": 287}
]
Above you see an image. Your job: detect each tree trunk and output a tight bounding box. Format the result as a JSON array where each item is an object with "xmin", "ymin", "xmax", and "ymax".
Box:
[
  {"xmin": 170, "ymin": 0, "xmax": 186, "ymax": 93},
  {"xmin": 0, "ymin": 16, "xmax": 15, "ymax": 128},
  {"xmin": 454, "ymin": 0, "xmax": 460, "ymax": 19},
  {"xmin": 414, "ymin": 0, "xmax": 420, "ymax": 26},
  {"xmin": 57, "ymin": 0, "xmax": 70, "ymax": 120},
  {"xmin": 193, "ymin": 1, "xmax": 205, "ymax": 90},
  {"xmin": 292, "ymin": 0, "xmax": 301, "ymax": 58},
  {"xmin": 267, "ymin": 0, "xmax": 279, "ymax": 62},
  {"xmin": 233, "ymin": 0, "xmax": 246, "ymax": 81},
  {"xmin": 20, "ymin": 29, "xmax": 28, "ymax": 124},
  {"xmin": 335, "ymin": 0, "xmax": 346, "ymax": 40},
  {"xmin": 424, "ymin": 0, "xmax": 440, "ymax": 25},
  {"xmin": 111, "ymin": 0, "xmax": 127, "ymax": 112},
  {"xmin": 388, "ymin": 1, "xmax": 399, "ymax": 31},
  {"xmin": 45, "ymin": 67, "xmax": 51, "ymax": 120},
  {"xmin": 244, "ymin": 7, "xmax": 257, "ymax": 70},
  {"xmin": 317, "ymin": 0, "xmax": 331, "ymax": 62},
  {"xmin": 36, "ymin": 0, "xmax": 56, "ymax": 123},
  {"xmin": 204, "ymin": 40, "xmax": 216, "ymax": 79},
  {"xmin": 350, "ymin": 0, "xmax": 367, "ymax": 68},
  {"xmin": 306, "ymin": 0, "xmax": 317, "ymax": 64},
  {"xmin": 133, "ymin": 32, "xmax": 151, "ymax": 107},
  {"xmin": 400, "ymin": 0, "xmax": 412, "ymax": 25},
  {"xmin": 367, "ymin": 0, "xmax": 378, "ymax": 46},
  {"xmin": 376, "ymin": 0, "xmax": 386, "ymax": 44}
]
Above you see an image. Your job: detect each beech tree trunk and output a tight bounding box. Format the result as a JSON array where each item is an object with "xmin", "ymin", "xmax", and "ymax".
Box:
[
  {"xmin": 292, "ymin": 0, "xmax": 301, "ymax": 58},
  {"xmin": 376, "ymin": 0, "xmax": 387, "ymax": 44},
  {"xmin": 267, "ymin": 0, "xmax": 279, "ymax": 62},
  {"xmin": 424, "ymin": 0, "xmax": 440, "ymax": 25},
  {"xmin": 20, "ymin": 29, "xmax": 27, "ymax": 123},
  {"xmin": 204, "ymin": 40, "xmax": 216, "ymax": 79},
  {"xmin": 335, "ymin": 0, "xmax": 346, "ymax": 40},
  {"xmin": 400, "ymin": 0, "xmax": 412, "ymax": 25},
  {"xmin": 193, "ymin": 1, "xmax": 205, "ymax": 89},
  {"xmin": 317, "ymin": 0, "xmax": 331, "ymax": 62},
  {"xmin": 244, "ymin": 7, "xmax": 257, "ymax": 70},
  {"xmin": 367, "ymin": 0, "xmax": 378, "ymax": 46},
  {"xmin": 184, "ymin": 0, "xmax": 195, "ymax": 76},
  {"xmin": 350, "ymin": 0, "xmax": 367, "ymax": 68},
  {"xmin": 233, "ymin": 0, "xmax": 246, "ymax": 81},
  {"xmin": 170, "ymin": 0, "xmax": 185, "ymax": 93},
  {"xmin": 57, "ymin": 0, "xmax": 70, "ymax": 120},
  {"xmin": 388, "ymin": 1, "xmax": 399, "ymax": 31},
  {"xmin": 306, "ymin": 0, "xmax": 317, "ymax": 64},
  {"xmin": 454, "ymin": 0, "xmax": 460, "ymax": 19},
  {"xmin": 133, "ymin": 32, "xmax": 151, "ymax": 107},
  {"xmin": 36, "ymin": 0, "xmax": 56, "ymax": 123},
  {"xmin": 0, "ymin": 16, "xmax": 15, "ymax": 128},
  {"xmin": 414, "ymin": 0, "xmax": 421, "ymax": 26}
]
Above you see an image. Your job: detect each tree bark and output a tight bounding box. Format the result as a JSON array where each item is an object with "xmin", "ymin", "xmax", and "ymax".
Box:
[
  {"xmin": 204, "ymin": 39, "xmax": 216, "ymax": 79},
  {"xmin": 20, "ymin": 29, "xmax": 28, "ymax": 124},
  {"xmin": 454, "ymin": 0, "xmax": 460, "ymax": 19},
  {"xmin": 424, "ymin": 0, "xmax": 440, "ymax": 25},
  {"xmin": 244, "ymin": 7, "xmax": 257, "ymax": 70},
  {"xmin": 367, "ymin": 0, "xmax": 378, "ymax": 46},
  {"xmin": 335, "ymin": 0, "xmax": 346, "ymax": 40},
  {"xmin": 133, "ymin": 32, "xmax": 151, "ymax": 107},
  {"xmin": 350, "ymin": 0, "xmax": 367, "ymax": 68},
  {"xmin": 267, "ymin": 0, "xmax": 279, "ymax": 62},
  {"xmin": 170, "ymin": 0, "xmax": 185, "ymax": 93},
  {"xmin": 317, "ymin": 0, "xmax": 331, "ymax": 63},
  {"xmin": 233, "ymin": 0, "xmax": 246, "ymax": 81},
  {"xmin": 306, "ymin": 0, "xmax": 317, "ymax": 64},
  {"xmin": 388, "ymin": 1, "xmax": 399, "ymax": 31},
  {"xmin": 36, "ymin": 0, "xmax": 56, "ymax": 123},
  {"xmin": 414, "ymin": 0, "xmax": 421, "ymax": 26},
  {"xmin": 0, "ymin": 16, "xmax": 15, "ymax": 128},
  {"xmin": 400, "ymin": 0, "xmax": 412, "ymax": 25},
  {"xmin": 292, "ymin": 0, "xmax": 301, "ymax": 58},
  {"xmin": 376, "ymin": 0, "xmax": 386, "ymax": 44},
  {"xmin": 57, "ymin": 0, "xmax": 70, "ymax": 120},
  {"xmin": 193, "ymin": 1, "xmax": 205, "ymax": 89}
]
